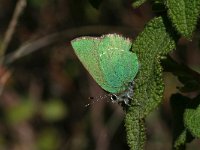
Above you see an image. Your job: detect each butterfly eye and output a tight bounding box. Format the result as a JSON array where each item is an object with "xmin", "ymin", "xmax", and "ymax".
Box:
[{"xmin": 110, "ymin": 94, "xmax": 118, "ymax": 102}]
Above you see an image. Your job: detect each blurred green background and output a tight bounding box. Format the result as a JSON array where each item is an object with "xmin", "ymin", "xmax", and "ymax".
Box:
[{"xmin": 0, "ymin": 0, "xmax": 199, "ymax": 150}]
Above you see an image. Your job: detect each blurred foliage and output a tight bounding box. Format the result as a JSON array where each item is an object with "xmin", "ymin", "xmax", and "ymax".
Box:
[
  {"xmin": 5, "ymin": 97, "xmax": 36, "ymax": 124},
  {"xmin": 89, "ymin": 0, "xmax": 103, "ymax": 9},
  {"xmin": 28, "ymin": 0, "xmax": 47, "ymax": 8},
  {"xmin": 36, "ymin": 128, "xmax": 60, "ymax": 150},
  {"xmin": 41, "ymin": 99, "xmax": 67, "ymax": 122},
  {"xmin": 162, "ymin": 56, "xmax": 200, "ymax": 93}
]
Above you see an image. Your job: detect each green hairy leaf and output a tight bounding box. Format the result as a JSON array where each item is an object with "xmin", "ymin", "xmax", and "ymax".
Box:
[
  {"xmin": 166, "ymin": 0, "xmax": 200, "ymax": 38},
  {"xmin": 174, "ymin": 130, "xmax": 187, "ymax": 149},
  {"xmin": 125, "ymin": 114, "xmax": 146, "ymax": 150},
  {"xmin": 184, "ymin": 103, "xmax": 200, "ymax": 138},
  {"xmin": 132, "ymin": 0, "xmax": 147, "ymax": 7},
  {"xmin": 170, "ymin": 93, "xmax": 199, "ymax": 149},
  {"xmin": 125, "ymin": 17, "xmax": 176, "ymax": 150}
]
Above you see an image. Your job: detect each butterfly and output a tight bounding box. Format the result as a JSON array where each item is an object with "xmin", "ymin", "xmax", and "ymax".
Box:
[{"xmin": 71, "ymin": 34, "xmax": 139, "ymax": 105}]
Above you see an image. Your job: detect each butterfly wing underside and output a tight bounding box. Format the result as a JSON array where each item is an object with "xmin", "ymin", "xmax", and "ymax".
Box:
[
  {"xmin": 71, "ymin": 37, "xmax": 107, "ymax": 89},
  {"xmin": 71, "ymin": 34, "xmax": 139, "ymax": 94},
  {"xmin": 98, "ymin": 34, "xmax": 139, "ymax": 93}
]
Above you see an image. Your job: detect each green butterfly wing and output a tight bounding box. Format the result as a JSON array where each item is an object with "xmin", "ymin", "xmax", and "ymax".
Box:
[
  {"xmin": 98, "ymin": 34, "xmax": 139, "ymax": 93},
  {"xmin": 71, "ymin": 34, "xmax": 139, "ymax": 94},
  {"xmin": 71, "ymin": 37, "xmax": 106, "ymax": 86}
]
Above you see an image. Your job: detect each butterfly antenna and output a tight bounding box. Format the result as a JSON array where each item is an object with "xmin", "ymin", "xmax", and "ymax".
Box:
[{"xmin": 84, "ymin": 93, "xmax": 112, "ymax": 107}]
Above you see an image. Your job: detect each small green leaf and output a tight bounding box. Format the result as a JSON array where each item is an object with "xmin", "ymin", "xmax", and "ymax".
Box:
[
  {"xmin": 170, "ymin": 93, "xmax": 197, "ymax": 149},
  {"xmin": 174, "ymin": 130, "xmax": 187, "ymax": 149},
  {"xmin": 166, "ymin": 0, "xmax": 200, "ymax": 38},
  {"xmin": 184, "ymin": 104, "xmax": 200, "ymax": 138},
  {"xmin": 132, "ymin": 0, "xmax": 147, "ymax": 8},
  {"xmin": 170, "ymin": 93, "xmax": 188, "ymax": 149}
]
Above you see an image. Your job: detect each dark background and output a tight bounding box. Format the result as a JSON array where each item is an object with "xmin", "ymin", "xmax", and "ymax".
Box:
[{"xmin": 0, "ymin": 0, "xmax": 199, "ymax": 150}]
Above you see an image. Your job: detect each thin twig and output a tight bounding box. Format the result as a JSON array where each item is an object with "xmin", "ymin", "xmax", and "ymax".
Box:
[
  {"xmin": 1, "ymin": 0, "xmax": 27, "ymax": 57},
  {"xmin": 0, "ymin": 68, "xmax": 12, "ymax": 96},
  {"xmin": 1, "ymin": 25, "xmax": 139, "ymax": 65}
]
